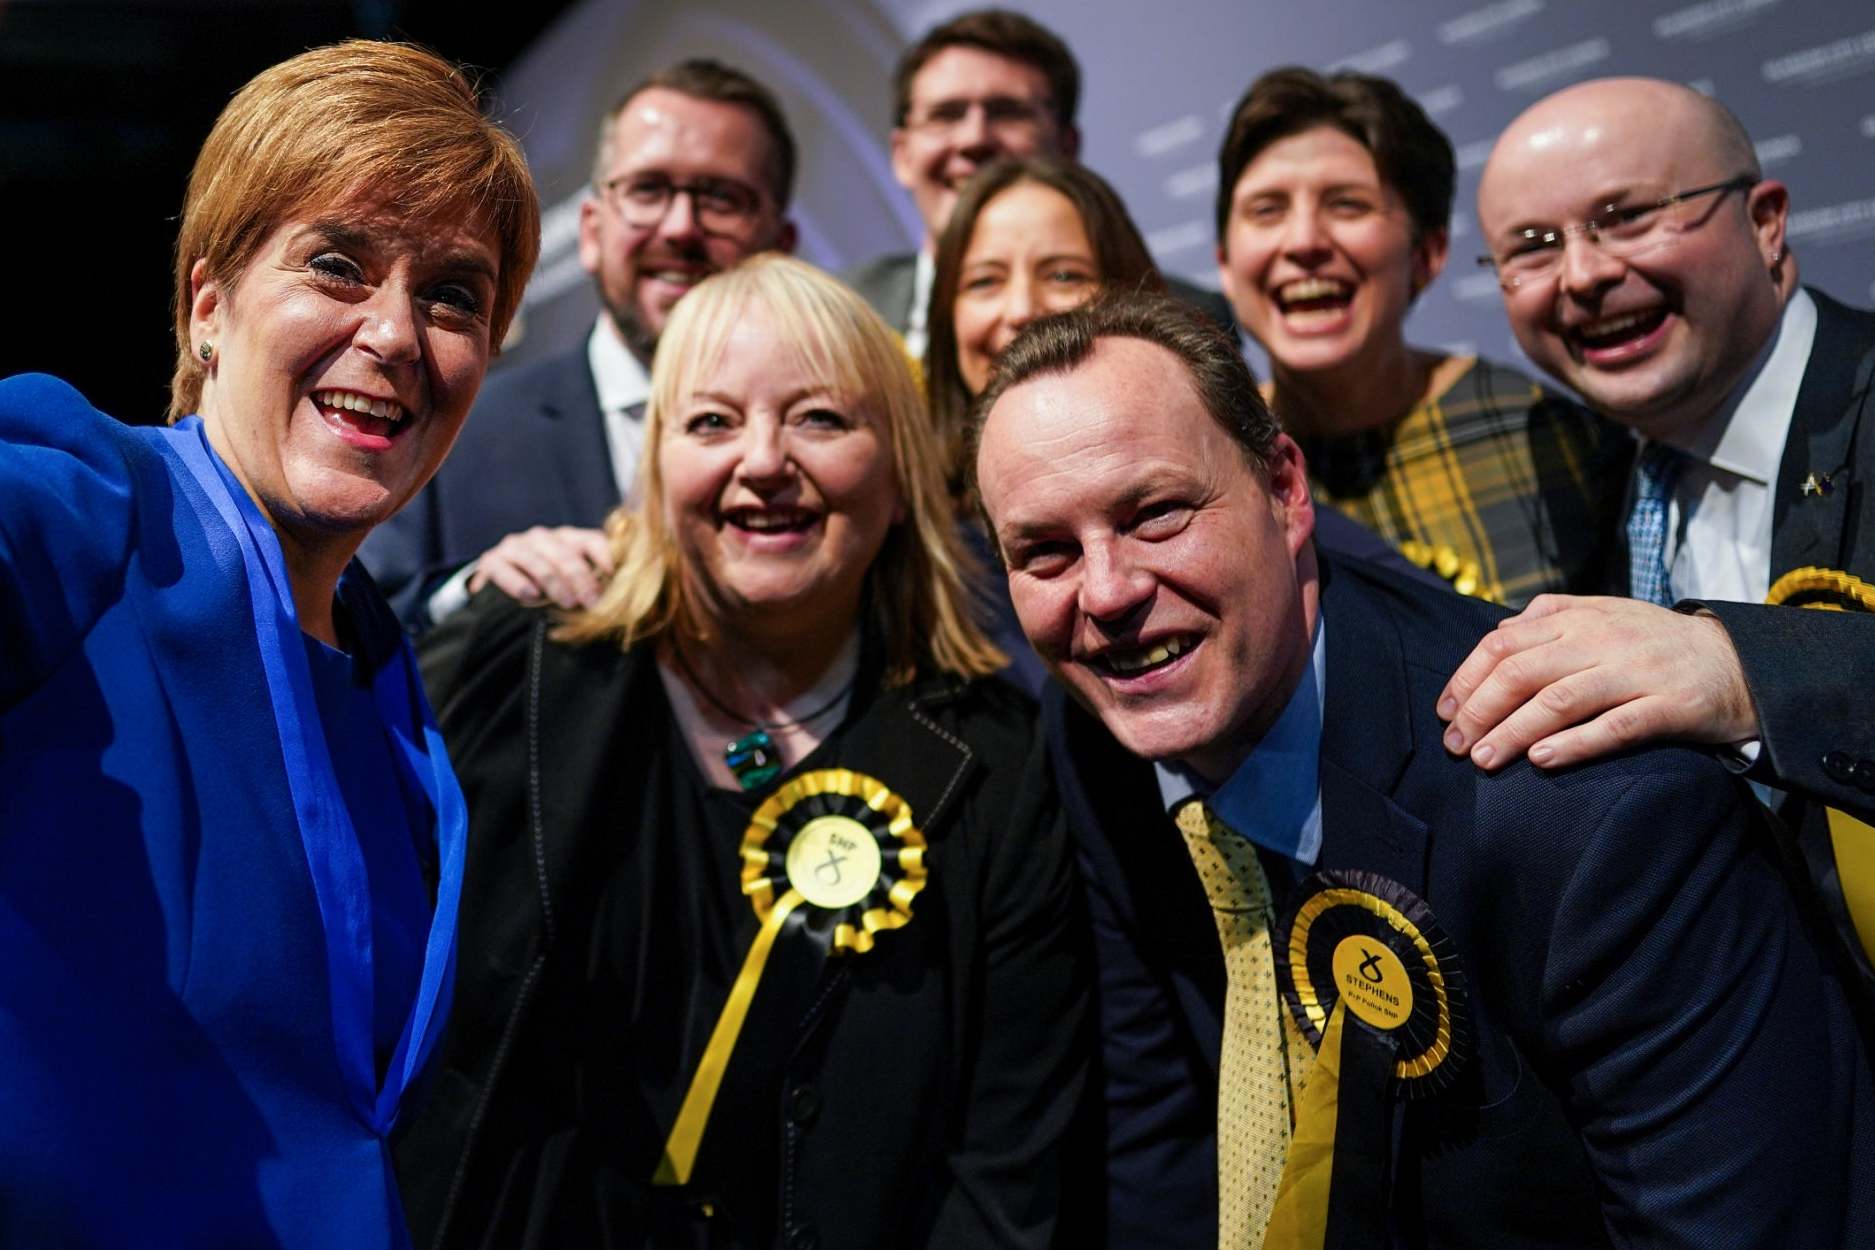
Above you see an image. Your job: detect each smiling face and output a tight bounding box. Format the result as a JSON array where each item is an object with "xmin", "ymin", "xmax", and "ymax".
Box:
[
  {"xmin": 976, "ymin": 336, "xmax": 1317, "ymax": 781},
  {"xmin": 953, "ymin": 181, "xmax": 1100, "ymax": 394},
  {"xmin": 579, "ymin": 88, "xmax": 795, "ymax": 361},
  {"xmin": 1217, "ymin": 125, "xmax": 1444, "ymax": 381},
  {"xmin": 1478, "ymin": 79, "xmax": 1788, "ymax": 441},
  {"xmin": 890, "ymin": 46, "xmax": 1073, "ymax": 241},
  {"xmin": 190, "ymin": 200, "xmax": 499, "ymax": 562},
  {"xmin": 659, "ymin": 300, "xmax": 903, "ymax": 639}
]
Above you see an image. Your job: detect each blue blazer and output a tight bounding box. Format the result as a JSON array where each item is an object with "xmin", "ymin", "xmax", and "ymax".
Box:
[
  {"xmin": 0, "ymin": 375, "xmax": 457, "ymax": 1249},
  {"xmin": 359, "ymin": 346, "xmax": 614, "ymax": 629},
  {"xmin": 1049, "ymin": 550, "xmax": 1875, "ymax": 1249}
]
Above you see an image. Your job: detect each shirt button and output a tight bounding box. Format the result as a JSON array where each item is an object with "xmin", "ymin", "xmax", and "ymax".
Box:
[
  {"xmin": 1824, "ymin": 751, "xmax": 1857, "ymax": 783},
  {"xmin": 787, "ymin": 1084, "xmax": 822, "ymax": 1126}
]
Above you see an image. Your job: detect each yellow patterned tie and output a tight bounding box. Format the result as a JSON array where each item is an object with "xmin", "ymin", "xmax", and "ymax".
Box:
[{"xmin": 1175, "ymin": 798, "xmax": 1291, "ymax": 1250}]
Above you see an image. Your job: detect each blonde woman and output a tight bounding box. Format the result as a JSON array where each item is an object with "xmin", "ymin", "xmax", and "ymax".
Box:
[{"xmin": 398, "ymin": 255, "xmax": 1086, "ymax": 1250}]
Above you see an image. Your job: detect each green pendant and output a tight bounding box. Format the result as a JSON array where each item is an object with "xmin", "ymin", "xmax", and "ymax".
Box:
[{"xmin": 725, "ymin": 729, "xmax": 781, "ymax": 790}]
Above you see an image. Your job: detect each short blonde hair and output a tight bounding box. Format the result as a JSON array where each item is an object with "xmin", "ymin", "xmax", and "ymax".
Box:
[
  {"xmin": 557, "ymin": 254, "xmax": 1004, "ymax": 684},
  {"xmin": 169, "ymin": 39, "xmax": 540, "ymax": 418}
]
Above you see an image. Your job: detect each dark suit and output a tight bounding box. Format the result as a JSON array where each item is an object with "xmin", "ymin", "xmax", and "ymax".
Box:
[
  {"xmin": 1693, "ymin": 291, "xmax": 1875, "ymax": 820},
  {"xmin": 1051, "ymin": 551, "xmax": 1875, "ymax": 1248},
  {"xmin": 359, "ymin": 346, "xmax": 616, "ymax": 629},
  {"xmin": 844, "ymin": 252, "xmax": 1241, "ymax": 339},
  {"xmin": 1602, "ymin": 291, "xmax": 1875, "ymax": 981}
]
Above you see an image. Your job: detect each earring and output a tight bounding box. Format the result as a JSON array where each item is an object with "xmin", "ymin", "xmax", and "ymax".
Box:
[{"xmin": 198, "ymin": 341, "xmax": 214, "ymax": 361}]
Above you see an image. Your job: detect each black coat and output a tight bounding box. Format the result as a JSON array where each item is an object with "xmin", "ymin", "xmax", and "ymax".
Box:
[
  {"xmin": 393, "ymin": 592, "xmax": 1088, "ymax": 1250},
  {"xmin": 1051, "ymin": 551, "xmax": 1875, "ymax": 1249}
]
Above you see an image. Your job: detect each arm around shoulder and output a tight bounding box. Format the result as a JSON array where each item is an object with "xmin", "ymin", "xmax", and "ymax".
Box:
[{"xmin": 1699, "ymin": 599, "xmax": 1875, "ymax": 821}]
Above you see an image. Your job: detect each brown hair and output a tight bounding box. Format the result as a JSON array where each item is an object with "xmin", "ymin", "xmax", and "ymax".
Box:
[
  {"xmin": 556, "ymin": 255, "xmax": 1004, "ymax": 684},
  {"xmin": 594, "ymin": 57, "xmax": 798, "ymax": 207},
  {"xmin": 892, "ymin": 8, "xmax": 1079, "ymax": 132},
  {"xmin": 970, "ymin": 291, "xmax": 1282, "ymax": 506},
  {"xmin": 926, "ymin": 157, "xmax": 1164, "ymax": 499},
  {"xmin": 1215, "ymin": 66, "xmax": 1454, "ymax": 244},
  {"xmin": 169, "ymin": 39, "xmax": 539, "ymax": 419}
]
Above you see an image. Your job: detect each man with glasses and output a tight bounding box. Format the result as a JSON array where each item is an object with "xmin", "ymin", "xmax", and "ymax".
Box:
[
  {"xmin": 1442, "ymin": 77, "xmax": 1875, "ymax": 981},
  {"xmin": 362, "ymin": 59, "xmax": 797, "ymax": 629},
  {"xmin": 850, "ymin": 9, "xmax": 1230, "ymax": 356}
]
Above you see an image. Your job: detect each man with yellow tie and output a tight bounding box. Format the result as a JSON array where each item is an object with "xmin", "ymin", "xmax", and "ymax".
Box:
[{"xmin": 970, "ymin": 290, "xmax": 1875, "ymax": 1248}]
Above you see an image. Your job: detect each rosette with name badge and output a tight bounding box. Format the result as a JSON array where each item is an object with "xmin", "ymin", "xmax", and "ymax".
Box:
[
  {"xmin": 653, "ymin": 768, "xmax": 927, "ymax": 1187},
  {"xmin": 1261, "ymin": 870, "xmax": 1470, "ymax": 1250}
]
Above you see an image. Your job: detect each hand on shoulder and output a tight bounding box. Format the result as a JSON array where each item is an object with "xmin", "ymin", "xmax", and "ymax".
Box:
[
  {"xmin": 467, "ymin": 525, "xmax": 615, "ymax": 609},
  {"xmin": 1435, "ymin": 594, "xmax": 1758, "ymax": 770}
]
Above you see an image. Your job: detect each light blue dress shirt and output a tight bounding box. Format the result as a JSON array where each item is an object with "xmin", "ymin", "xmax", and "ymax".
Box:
[{"xmin": 1154, "ymin": 618, "xmax": 1327, "ymax": 867}]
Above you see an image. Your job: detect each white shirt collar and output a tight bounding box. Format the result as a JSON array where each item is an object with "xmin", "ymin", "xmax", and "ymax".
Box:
[
  {"xmin": 904, "ymin": 248, "xmax": 937, "ymax": 360},
  {"xmin": 1669, "ymin": 288, "xmax": 1817, "ymax": 486},
  {"xmin": 587, "ymin": 316, "xmax": 651, "ymax": 415}
]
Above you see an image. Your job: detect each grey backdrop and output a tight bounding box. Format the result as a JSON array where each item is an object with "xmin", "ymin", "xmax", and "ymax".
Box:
[{"xmin": 491, "ymin": 0, "xmax": 1875, "ymax": 380}]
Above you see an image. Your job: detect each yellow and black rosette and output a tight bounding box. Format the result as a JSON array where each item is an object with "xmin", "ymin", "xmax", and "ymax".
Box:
[
  {"xmin": 1764, "ymin": 567, "xmax": 1875, "ymax": 971},
  {"xmin": 741, "ymin": 767, "xmax": 928, "ymax": 954},
  {"xmin": 1261, "ymin": 871, "xmax": 1470, "ymax": 1250},
  {"xmin": 654, "ymin": 768, "xmax": 925, "ymax": 1187},
  {"xmin": 1397, "ymin": 540, "xmax": 1499, "ymax": 605},
  {"xmin": 1276, "ymin": 869, "xmax": 1468, "ymax": 1097},
  {"xmin": 1766, "ymin": 565, "xmax": 1875, "ymax": 613}
]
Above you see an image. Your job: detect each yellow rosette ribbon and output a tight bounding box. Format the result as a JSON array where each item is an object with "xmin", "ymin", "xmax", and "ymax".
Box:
[
  {"xmin": 1264, "ymin": 871, "xmax": 1469, "ymax": 1250},
  {"xmin": 653, "ymin": 768, "xmax": 926, "ymax": 1186}
]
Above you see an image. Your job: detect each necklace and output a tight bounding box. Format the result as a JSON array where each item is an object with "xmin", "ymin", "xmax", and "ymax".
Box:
[{"xmin": 670, "ymin": 642, "xmax": 857, "ymax": 790}]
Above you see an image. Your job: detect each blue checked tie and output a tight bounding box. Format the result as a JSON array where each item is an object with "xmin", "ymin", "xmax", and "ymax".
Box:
[{"xmin": 1627, "ymin": 442, "xmax": 1684, "ymax": 607}]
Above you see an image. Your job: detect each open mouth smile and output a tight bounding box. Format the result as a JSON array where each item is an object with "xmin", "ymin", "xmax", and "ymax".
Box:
[
  {"xmin": 314, "ymin": 388, "xmax": 407, "ymax": 446},
  {"xmin": 1567, "ymin": 307, "xmax": 1671, "ymax": 361},
  {"xmin": 724, "ymin": 505, "xmax": 820, "ymax": 535},
  {"xmin": 1090, "ymin": 633, "xmax": 1198, "ymax": 679},
  {"xmin": 1275, "ymin": 277, "xmax": 1354, "ymax": 314}
]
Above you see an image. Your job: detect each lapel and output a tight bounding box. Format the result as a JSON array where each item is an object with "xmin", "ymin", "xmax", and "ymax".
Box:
[
  {"xmin": 1771, "ymin": 289, "xmax": 1875, "ymax": 579},
  {"xmin": 1312, "ymin": 556, "xmax": 1431, "ymax": 900},
  {"xmin": 1047, "ymin": 687, "xmax": 1227, "ymax": 1063},
  {"xmin": 535, "ymin": 346, "xmax": 623, "ymax": 527}
]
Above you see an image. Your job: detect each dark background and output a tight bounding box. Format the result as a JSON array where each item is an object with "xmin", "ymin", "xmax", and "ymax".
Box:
[{"xmin": 0, "ymin": 0, "xmax": 576, "ymax": 424}]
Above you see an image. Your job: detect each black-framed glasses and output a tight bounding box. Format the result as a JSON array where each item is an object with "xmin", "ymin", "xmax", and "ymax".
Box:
[
  {"xmin": 902, "ymin": 94, "xmax": 1053, "ymax": 136},
  {"xmin": 600, "ymin": 174, "xmax": 767, "ymax": 235},
  {"xmin": 1477, "ymin": 174, "xmax": 1756, "ymax": 289}
]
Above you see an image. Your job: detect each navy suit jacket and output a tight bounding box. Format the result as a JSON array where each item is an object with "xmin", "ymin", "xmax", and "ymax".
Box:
[
  {"xmin": 1049, "ymin": 551, "xmax": 1875, "ymax": 1249},
  {"xmin": 359, "ymin": 346, "xmax": 615, "ymax": 630}
]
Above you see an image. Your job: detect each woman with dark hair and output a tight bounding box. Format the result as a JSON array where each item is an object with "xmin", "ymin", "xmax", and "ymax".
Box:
[
  {"xmin": 1215, "ymin": 66, "xmax": 1630, "ymax": 605},
  {"xmin": 925, "ymin": 156, "xmax": 1162, "ymax": 501},
  {"xmin": 0, "ymin": 39, "xmax": 538, "ymax": 1249}
]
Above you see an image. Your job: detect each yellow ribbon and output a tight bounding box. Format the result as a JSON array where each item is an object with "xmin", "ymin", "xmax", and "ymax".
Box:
[
  {"xmin": 653, "ymin": 888, "xmax": 807, "ymax": 1186},
  {"xmin": 1829, "ymin": 808, "xmax": 1875, "ymax": 970},
  {"xmin": 1261, "ymin": 1000, "xmax": 1347, "ymax": 1250}
]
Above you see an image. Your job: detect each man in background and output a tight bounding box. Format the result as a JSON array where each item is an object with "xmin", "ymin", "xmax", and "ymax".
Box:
[
  {"xmin": 362, "ymin": 59, "xmax": 797, "ymax": 629},
  {"xmin": 848, "ymin": 8, "xmax": 1230, "ymax": 356},
  {"xmin": 1445, "ymin": 76, "xmax": 1875, "ymax": 973}
]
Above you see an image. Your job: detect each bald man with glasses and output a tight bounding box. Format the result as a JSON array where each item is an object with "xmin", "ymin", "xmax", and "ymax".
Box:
[{"xmin": 1440, "ymin": 76, "xmax": 1875, "ymax": 990}]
